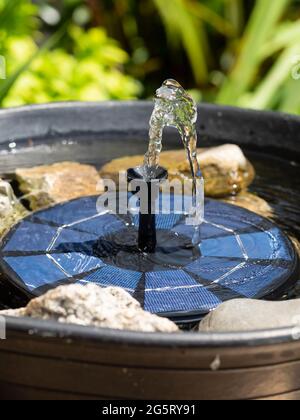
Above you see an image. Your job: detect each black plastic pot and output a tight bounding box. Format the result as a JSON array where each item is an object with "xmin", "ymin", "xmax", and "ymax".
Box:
[{"xmin": 0, "ymin": 102, "xmax": 300, "ymax": 400}]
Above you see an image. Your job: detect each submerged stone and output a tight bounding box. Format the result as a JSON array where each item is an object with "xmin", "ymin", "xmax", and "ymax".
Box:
[
  {"xmin": 16, "ymin": 161, "xmax": 104, "ymax": 210},
  {"xmin": 0, "ymin": 179, "xmax": 28, "ymax": 237},
  {"xmin": 0, "ymin": 284, "xmax": 179, "ymax": 333},
  {"xmin": 223, "ymin": 192, "xmax": 273, "ymax": 219},
  {"xmin": 199, "ymin": 299, "xmax": 300, "ymax": 332},
  {"xmin": 100, "ymin": 144, "xmax": 255, "ymax": 197}
]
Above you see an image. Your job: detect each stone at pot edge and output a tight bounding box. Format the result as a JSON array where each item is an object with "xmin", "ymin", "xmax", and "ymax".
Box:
[
  {"xmin": 199, "ymin": 299, "xmax": 300, "ymax": 332},
  {"xmin": 1, "ymin": 284, "xmax": 179, "ymax": 333},
  {"xmin": 16, "ymin": 162, "xmax": 104, "ymax": 210}
]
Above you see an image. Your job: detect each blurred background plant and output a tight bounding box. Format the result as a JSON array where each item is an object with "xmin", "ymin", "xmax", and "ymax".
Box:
[{"xmin": 0, "ymin": 0, "xmax": 299, "ymax": 113}]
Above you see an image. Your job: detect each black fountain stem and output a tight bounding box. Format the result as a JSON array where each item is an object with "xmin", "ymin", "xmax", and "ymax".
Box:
[
  {"xmin": 139, "ymin": 178, "xmax": 157, "ymax": 253},
  {"xmin": 127, "ymin": 166, "xmax": 168, "ymax": 253}
]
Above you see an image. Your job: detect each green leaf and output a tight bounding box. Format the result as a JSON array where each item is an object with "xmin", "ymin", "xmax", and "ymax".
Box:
[
  {"xmin": 0, "ymin": 0, "xmax": 19, "ymax": 27},
  {"xmin": 224, "ymin": 0, "xmax": 244, "ymax": 37},
  {"xmin": 0, "ymin": 25, "xmax": 67, "ymax": 105},
  {"xmin": 243, "ymin": 44, "xmax": 300, "ymax": 110},
  {"xmin": 260, "ymin": 21, "xmax": 300, "ymax": 60},
  {"xmin": 217, "ymin": 0, "xmax": 291, "ymax": 104},
  {"xmin": 154, "ymin": 0, "xmax": 209, "ymax": 84},
  {"xmin": 186, "ymin": 0, "xmax": 235, "ymax": 37},
  {"xmin": 279, "ymin": 78, "xmax": 300, "ymax": 114}
]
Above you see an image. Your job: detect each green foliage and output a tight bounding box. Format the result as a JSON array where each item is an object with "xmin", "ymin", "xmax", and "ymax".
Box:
[
  {"xmin": 0, "ymin": 0, "xmax": 299, "ymax": 114},
  {"xmin": 0, "ymin": 0, "xmax": 141, "ymax": 106},
  {"xmin": 0, "ymin": 0, "xmax": 37, "ymax": 43},
  {"xmin": 0, "ymin": 24, "xmax": 67, "ymax": 104},
  {"xmin": 217, "ymin": 0, "xmax": 300, "ymax": 114},
  {"xmin": 150, "ymin": 0, "xmax": 300, "ymax": 114},
  {"xmin": 2, "ymin": 26, "xmax": 141, "ymax": 106}
]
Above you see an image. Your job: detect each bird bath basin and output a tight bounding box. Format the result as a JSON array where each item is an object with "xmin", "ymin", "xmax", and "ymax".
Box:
[{"xmin": 0, "ymin": 100, "xmax": 299, "ymax": 399}]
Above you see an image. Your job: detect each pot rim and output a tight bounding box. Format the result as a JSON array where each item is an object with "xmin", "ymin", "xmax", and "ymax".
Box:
[
  {"xmin": 0, "ymin": 99, "xmax": 299, "ymax": 119},
  {"xmin": 3, "ymin": 315, "xmax": 300, "ymax": 348},
  {"xmin": 0, "ymin": 101, "xmax": 299, "ymax": 157}
]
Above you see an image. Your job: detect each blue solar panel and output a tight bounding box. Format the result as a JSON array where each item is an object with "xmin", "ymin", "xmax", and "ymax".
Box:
[
  {"xmin": 84, "ymin": 265, "xmax": 142, "ymax": 291},
  {"xmin": 0, "ymin": 195, "xmax": 298, "ymax": 321},
  {"xmin": 240, "ymin": 229, "xmax": 293, "ymax": 261},
  {"xmin": 144, "ymin": 286, "xmax": 221, "ymax": 314},
  {"xmin": 3, "ymin": 221, "xmax": 58, "ymax": 252},
  {"xmin": 155, "ymin": 214, "xmax": 183, "ymax": 230},
  {"xmin": 37, "ymin": 196, "xmax": 99, "ymax": 225},
  {"xmin": 200, "ymin": 236, "xmax": 245, "ymax": 259},
  {"xmin": 133, "ymin": 213, "xmax": 183, "ymax": 230},
  {"xmin": 52, "ymin": 253, "xmax": 104, "ymax": 275},
  {"xmin": 185, "ymin": 257, "xmax": 241, "ymax": 282},
  {"xmin": 4, "ymin": 255, "xmax": 66, "ymax": 290},
  {"xmin": 218, "ymin": 264, "xmax": 288, "ymax": 298},
  {"xmin": 146, "ymin": 270, "xmax": 199, "ymax": 289},
  {"xmin": 54, "ymin": 229, "xmax": 98, "ymax": 249},
  {"xmin": 73, "ymin": 214, "xmax": 125, "ymax": 237}
]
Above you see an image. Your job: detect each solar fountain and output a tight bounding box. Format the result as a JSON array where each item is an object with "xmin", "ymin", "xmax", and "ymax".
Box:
[{"xmin": 0, "ymin": 80, "xmax": 298, "ymax": 324}]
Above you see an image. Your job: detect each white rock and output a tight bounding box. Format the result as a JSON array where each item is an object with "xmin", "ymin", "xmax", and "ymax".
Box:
[
  {"xmin": 198, "ymin": 144, "xmax": 248, "ymax": 173},
  {"xmin": 199, "ymin": 299, "xmax": 300, "ymax": 332},
  {"xmin": 0, "ymin": 284, "xmax": 179, "ymax": 333}
]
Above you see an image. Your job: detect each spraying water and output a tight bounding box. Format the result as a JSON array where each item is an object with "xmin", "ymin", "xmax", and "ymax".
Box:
[{"xmin": 144, "ymin": 79, "xmax": 204, "ymax": 244}]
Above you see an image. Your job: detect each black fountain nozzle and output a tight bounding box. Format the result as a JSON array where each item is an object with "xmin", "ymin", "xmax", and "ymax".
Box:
[{"xmin": 127, "ymin": 166, "xmax": 168, "ymax": 254}]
